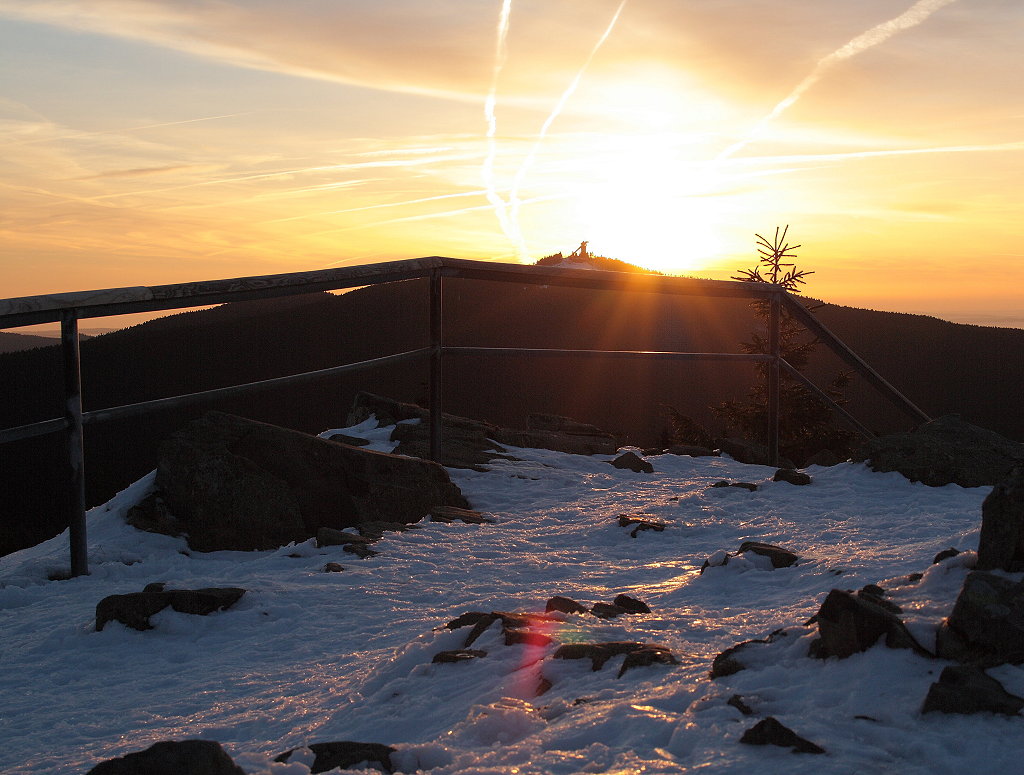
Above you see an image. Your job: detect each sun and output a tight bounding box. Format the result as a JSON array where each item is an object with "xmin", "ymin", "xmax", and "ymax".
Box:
[{"xmin": 568, "ymin": 143, "xmax": 730, "ymax": 274}]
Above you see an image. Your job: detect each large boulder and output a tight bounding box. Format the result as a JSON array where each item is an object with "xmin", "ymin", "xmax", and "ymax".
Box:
[
  {"xmin": 809, "ymin": 589, "xmax": 926, "ymax": 659},
  {"xmin": 937, "ymin": 571, "xmax": 1024, "ymax": 666},
  {"xmin": 87, "ymin": 740, "xmax": 245, "ymax": 775},
  {"xmin": 853, "ymin": 415, "xmax": 1024, "ymax": 488},
  {"xmin": 977, "ymin": 466, "xmax": 1024, "ymax": 571},
  {"xmin": 96, "ymin": 586, "xmax": 245, "ymax": 631},
  {"xmin": 153, "ymin": 411, "xmax": 469, "ymax": 551},
  {"xmin": 921, "ymin": 665, "xmax": 1024, "ymax": 716}
]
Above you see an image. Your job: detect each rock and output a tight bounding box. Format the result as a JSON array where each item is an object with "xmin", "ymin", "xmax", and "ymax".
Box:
[
  {"xmin": 552, "ymin": 642, "xmax": 678, "ymax": 677},
  {"xmin": 739, "ymin": 717, "xmax": 825, "ymax": 754},
  {"xmin": 86, "ymin": 740, "xmax": 245, "ymax": 775},
  {"xmin": 617, "ymin": 515, "xmax": 665, "ymax": 537},
  {"xmin": 96, "ymin": 587, "xmax": 245, "ymax": 631},
  {"xmin": 977, "ymin": 466, "xmax": 1024, "ymax": 571},
  {"xmin": 612, "ymin": 594, "xmax": 651, "ymax": 614},
  {"xmin": 610, "ymin": 452, "xmax": 653, "ymax": 473},
  {"xmin": 447, "ymin": 611, "xmax": 562, "ymax": 648},
  {"xmin": 804, "ymin": 449, "xmax": 844, "ymax": 467},
  {"xmin": 773, "ymin": 468, "xmax": 812, "ymax": 486},
  {"xmin": 275, "ymin": 741, "xmax": 396, "ymax": 774},
  {"xmin": 710, "ymin": 630, "xmax": 790, "ymax": 678},
  {"xmin": 857, "ymin": 585, "xmax": 902, "ymax": 614},
  {"xmin": 700, "ymin": 549, "xmax": 732, "ymax": 574},
  {"xmin": 727, "ymin": 695, "xmax": 754, "ymax": 715},
  {"xmin": 504, "ymin": 629, "xmax": 554, "ymax": 647},
  {"xmin": 591, "ymin": 602, "xmax": 630, "ymax": 619},
  {"xmin": 323, "ymin": 562, "xmax": 344, "ymax": 573},
  {"xmin": 738, "ymin": 541, "xmax": 799, "ymax": 568},
  {"xmin": 316, "ymin": 527, "xmax": 374, "ymax": 548},
  {"xmin": 666, "ymin": 444, "xmax": 717, "ymax": 458},
  {"xmin": 932, "ymin": 548, "xmax": 961, "ymax": 564},
  {"xmin": 348, "ymin": 392, "xmax": 617, "ymax": 461},
  {"xmin": 154, "ymin": 411, "xmax": 469, "ymax": 551},
  {"xmin": 715, "ymin": 437, "xmax": 769, "ymax": 465},
  {"xmin": 432, "ymin": 649, "xmax": 487, "ymax": 664},
  {"xmin": 428, "ymin": 505, "xmax": 495, "ymax": 524},
  {"xmin": 545, "ymin": 596, "xmax": 589, "ymax": 615},
  {"xmin": 527, "ymin": 413, "xmax": 611, "ymax": 438},
  {"xmin": 809, "ymin": 589, "xmax": 927, "ymax": 660},
  {"xmin": 853, "ymin": 414, "xmax": 1024, "ymax": 488},
  {"xmin": 388, "ymin": 419, "xmax": 509, "ymax": 471},
  {"xmin": 710, "ymin": 480, "xmax": 758, "ymax": 492},
  {"xmin": 937, "ymin": 571, "xmax": 1024, "ymax": 666},
  {"xmin": 921, "ymin": 665, "xmax": 1024, "ymax": 716},
  {"xmin": 445, "ymin": 611, "xmax": 492, "ymax": 630}
]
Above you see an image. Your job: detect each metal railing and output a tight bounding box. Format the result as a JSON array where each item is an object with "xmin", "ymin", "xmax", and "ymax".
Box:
[{"xmin": 0, "ymin": 256, "xmax": 930, "ymax": 576}]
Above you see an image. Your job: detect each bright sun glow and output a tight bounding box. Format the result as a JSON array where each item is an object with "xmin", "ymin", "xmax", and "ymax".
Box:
[{"xmin": 568, "ymin": 137, "xmax": 729, "ymax": 273}]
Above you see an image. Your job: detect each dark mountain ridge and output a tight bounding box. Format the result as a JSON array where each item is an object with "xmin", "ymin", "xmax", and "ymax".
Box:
[{"xmin": 2, "ymin": 274, "xmax": 1022, "ymax": 556}]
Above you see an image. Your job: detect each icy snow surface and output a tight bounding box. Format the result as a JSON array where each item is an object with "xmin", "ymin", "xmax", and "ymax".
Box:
[{"xmin": 1, "ymin": 416, "xmax": 1017, "ymax": 774}]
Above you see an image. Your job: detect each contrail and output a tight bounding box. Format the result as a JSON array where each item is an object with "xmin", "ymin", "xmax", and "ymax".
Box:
[
  {"xmin": 507, "ymin": 0, "xmax": 628, "ymax": 256},
  {"xmin": 482, "ymin": 0, "xmax": 516, "ymax": 245},
  {"xmin": 735, "ymin": 140, "xmax": 1024, "ymax": 165},
  {"xmin": 717, "ymin": 0, "xmax": 959, "ymax": 160}
]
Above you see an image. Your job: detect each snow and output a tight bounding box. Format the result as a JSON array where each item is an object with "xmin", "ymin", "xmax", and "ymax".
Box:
[{"xmin": 0, "ymin": 416, "xmax": 1017, "ymax": 774}]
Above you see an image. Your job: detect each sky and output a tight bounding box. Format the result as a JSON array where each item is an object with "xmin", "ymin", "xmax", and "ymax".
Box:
[{"xmin": 1, "ymin": 0, "xmax": 1022, "ymax": 326}]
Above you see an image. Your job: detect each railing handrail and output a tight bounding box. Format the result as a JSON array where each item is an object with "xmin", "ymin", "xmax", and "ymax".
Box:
[{"xmin": 1, "ymin": 256, "xmax": 930, "ymax": 577}]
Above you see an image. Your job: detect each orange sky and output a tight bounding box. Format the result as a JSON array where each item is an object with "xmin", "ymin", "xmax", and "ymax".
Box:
[{"xmin": 1, "ymin": 0, "xmax": 1022, "ymax": 327}]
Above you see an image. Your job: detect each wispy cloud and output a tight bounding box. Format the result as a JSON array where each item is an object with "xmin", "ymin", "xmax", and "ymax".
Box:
[{"xmin": 74, "ymin": 164, "xmax": 216, "ymax": 181}]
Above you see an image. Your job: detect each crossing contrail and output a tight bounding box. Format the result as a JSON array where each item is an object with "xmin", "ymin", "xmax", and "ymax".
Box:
[
  {"xmin": 506, "ymin": 0, "xmax": 628, "ymax": 257},
  {"xmin": 482, "ymin": 0, "xmax": 516, "ymax": 247},
  {"xmin": 717, "ymin": 0, "xmax": 959, "ymax": 160}
]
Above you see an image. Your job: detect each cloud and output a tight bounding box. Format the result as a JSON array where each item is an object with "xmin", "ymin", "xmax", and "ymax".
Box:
[{"xmin": 75, "ymin": 164, "xmax": 214, "ymax": 180}]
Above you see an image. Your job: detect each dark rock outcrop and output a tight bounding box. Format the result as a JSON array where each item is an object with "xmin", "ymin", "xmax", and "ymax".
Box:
[
  {"xmin": 715, "ymin": 437, "xmax": 769, "ymax": 465},
  {"xmin": 612, "ymin": 594, "xmax": 651, "ymax": 614},
  {"xmin": 773, "ymin": 468, "xmax": 812, "ymax": 486},
  {"xmin": 275, "ymin": 741, "xmax": 396, "ymax": 774},
  {"xmin": 610, "ymin": 452, "xmax": 653, "ymax": 473},
  {"xmin": 809, "ymin": 589, "xmax": 927, "ymax": 659},
  {"xmin": 590, "ymin": 602, "xmax": 630, "ymax": 619},
  {"xmin": 738, "ymin": 541, "xmax": 799, "ymax": 568},
  {"xmin": 348, "ymin": 392, "xmax": 617, "ymax": 466},
  {"xmin": 977, "ymin": 466, "xmax": 1024, "ymax": 571},
  {"xmin": 921, "ymin": 665, "xmax": 1024, "ymax": 716},
  {"xmin": 854, "ymin": 414, "xmax": 1024, "ymax": 488},
  {"xmin": 932, "ymin": 548, "xmax": 961, "ymax": 564},
  {"xmin": 617, "ymin": 515, "xmax": 665, "ymax": 537},
  {"xmin": 86, "ymin": 740, "xmax": 245, "ymax": 775},
  {"xmin": 710, "ymin": 480, "xmax": 758, "ymax": 492},
  {"xmin": 710, "ymin": 630, "xmax": 791, "ymax": 678},
  {"xmin": 739, "ymin": 717, "xmax": 825, "ymax": 754},
  {"xmin": 96, "ymin": 587, "xmax": 245, "ymax": 631},
  {"xmin": 937, "ymin": 571, "xmax": 1024, "ymax": 666},
  {"xmin": 552, "ymin": 642, "xmax": 679, "ymax": 677},
  {"xmin": 545, "ymin": 596, "xmax": 589, "ymax": 615},
  {"xmin": 153, "ymin": 411, "xmax": 468, "ymax": 551}
]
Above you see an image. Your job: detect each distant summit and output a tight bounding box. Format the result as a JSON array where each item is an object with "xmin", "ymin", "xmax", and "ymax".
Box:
[{"xmin": 535, "ymin": 242, "xmax": 659, "ymax": 274}]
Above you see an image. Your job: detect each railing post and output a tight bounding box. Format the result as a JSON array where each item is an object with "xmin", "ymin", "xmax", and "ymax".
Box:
[
  {"xmin": 428, "ymin": 270, "xmax": 443, "ymax": 463},
  {"xmin": 61, "ymin": 310, "xmax": 88, "ymax": 576},
  {"xmin": 767, "ymin": 291, "xmax": 781, "ymax": 467}
]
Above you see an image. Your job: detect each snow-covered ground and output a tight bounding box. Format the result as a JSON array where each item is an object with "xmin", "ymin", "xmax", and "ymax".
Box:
[{"xmin": 1, "ymin": 416, "xmax": 1015, "ymax": 774}]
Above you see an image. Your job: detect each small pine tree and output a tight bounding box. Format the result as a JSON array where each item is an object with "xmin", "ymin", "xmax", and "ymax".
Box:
[{"xmin": 712, "ymin": 227, "xmax": 854, "ymax": 463}]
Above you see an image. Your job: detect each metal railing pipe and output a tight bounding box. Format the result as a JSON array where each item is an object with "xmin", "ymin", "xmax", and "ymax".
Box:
[{"xmin": 60, "ymin": 312, "xmax": 88, "ymax": 577}]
